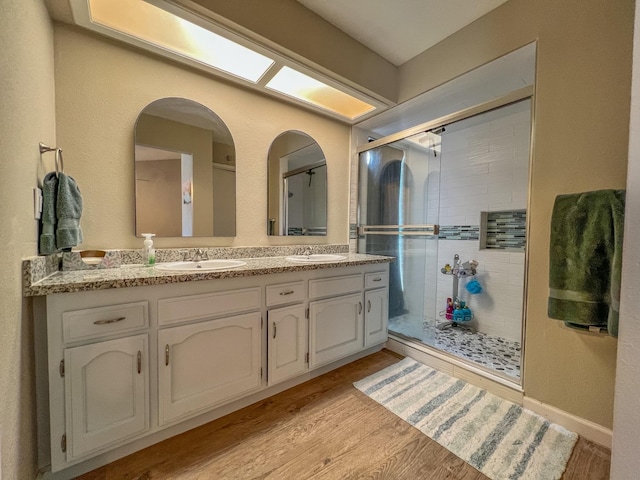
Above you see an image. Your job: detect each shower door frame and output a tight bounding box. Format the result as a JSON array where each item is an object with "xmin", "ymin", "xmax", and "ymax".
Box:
[{"xmin": 356, "ymin": 86, "xmax": 535, "ymax": 387}]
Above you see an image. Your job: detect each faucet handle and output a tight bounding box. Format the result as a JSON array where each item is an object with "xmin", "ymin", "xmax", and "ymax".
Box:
[{"xmin": 200, "ymin": 249, "xmax": 209, "ymax": 260}]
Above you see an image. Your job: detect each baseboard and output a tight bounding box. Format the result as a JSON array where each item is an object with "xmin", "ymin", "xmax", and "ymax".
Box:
[{"xmin": 523, "ymin": 397, "xmax": 612, "ymax": 449}]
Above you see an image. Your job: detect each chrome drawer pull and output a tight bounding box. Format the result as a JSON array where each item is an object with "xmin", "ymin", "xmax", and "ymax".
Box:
[
  {"xmin": 137, "ymin": 351, "xmax": 142, "ymax": 374},
  {"xmin": 165, "ymin": 344, "xmax": 170, "ymax": 366},
  {"xmin": 273, "ymin": 323, "xmax": 277, "ymax": 339},
  {"xmin": 279, "ymin": 290, "xmax": 295, "ymax": 296},
  {"xmin": 372, "ymin": 278, "xmax": 382, "ymax": 282},
  {"xmin": 93, "ymin": 316, "xmax": 126, "ymax": 325},
  {"xmin": 367, "ymin": 300, "xmax": 371, "ymax": 313},
  {"xmin": 358, "ymin": 302, "xmax": 363, "ymax": 314}
]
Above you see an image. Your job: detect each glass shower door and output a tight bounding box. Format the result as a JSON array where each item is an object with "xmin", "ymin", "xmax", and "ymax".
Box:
[{"xmin": 357, "ymin": 132, "xmax": 441, "ymax": 344}]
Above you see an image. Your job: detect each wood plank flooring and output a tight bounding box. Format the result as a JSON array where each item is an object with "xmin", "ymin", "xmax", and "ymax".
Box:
[{"xmin": 78, "ymin": 350, "xmax": 611, "ymax": 479}]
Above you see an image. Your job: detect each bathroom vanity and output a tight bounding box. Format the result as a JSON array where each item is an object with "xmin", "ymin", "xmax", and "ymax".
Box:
[{"xmin": 26, "ymin": 253, "xmax": 390, "ymax": 478}]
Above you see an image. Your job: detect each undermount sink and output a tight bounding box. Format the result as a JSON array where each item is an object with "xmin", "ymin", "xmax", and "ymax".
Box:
[
  {"xmin": 285, "ymin": 254, "xmax": 347, "ymax": 263},
  {"xmin": 155, "ymin": 259, "xmax": 247, "ymax": 272}
]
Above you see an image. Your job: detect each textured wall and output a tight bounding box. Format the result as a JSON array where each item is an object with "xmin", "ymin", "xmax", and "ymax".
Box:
[
  {"xmin": 0, "ymin": 1, "xmax": 56, "ymax": 478},
  {"xmin": 400, "ymin": 0, "xmax": 634, "ymax": 429},
  {"xmin": 54, "ymin": 25, "xmax": 351, "ymax": 250}
]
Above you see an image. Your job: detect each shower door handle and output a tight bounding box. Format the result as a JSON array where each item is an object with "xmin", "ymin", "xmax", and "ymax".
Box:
[{"xmin": 357, "ymin": 224, "xmax": 440, "ymax": 236}]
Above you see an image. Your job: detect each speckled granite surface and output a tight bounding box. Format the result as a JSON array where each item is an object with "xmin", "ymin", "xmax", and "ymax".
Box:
[{"xmin": 23, "ymin": 249, "xmax": 392, "ymax": 296}]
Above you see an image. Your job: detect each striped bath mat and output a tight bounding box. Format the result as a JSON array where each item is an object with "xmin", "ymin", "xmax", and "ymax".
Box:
[{"xmin": 354, "ymin": 358, "xmax": 578, "ymax": 480}]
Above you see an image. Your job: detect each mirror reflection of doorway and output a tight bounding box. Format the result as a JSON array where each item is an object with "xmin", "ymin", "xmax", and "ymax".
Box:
[
  {"xmin": 135, "ymin": 145, "xmax": 193, "ymax": 237},
  {"xmin": 284, "ymin": 164, "xmax": 327, "ymax": 235}
]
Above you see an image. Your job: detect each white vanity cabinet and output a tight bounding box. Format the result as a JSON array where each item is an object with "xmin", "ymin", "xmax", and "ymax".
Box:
[
  {"xmin": 364, "ymin": 288, "xmax": 388, "ymax": 347},
  {"xmin": 35, "ymin": 298, "xmax": 151, "ymax": 472},
  {"xmin": 156, "ymin": 287, "xmax": 263, "ymax": 424},
  {"xmin": 33, "ymin": 261, "xmax": 390, "ymax": 478},
  {"xmin": 267, "ymin": 304, "xmax": 307, "ymax": 384},
  {"xmin": 64, "ymin": 334, "xmax": 149, "ymax": 460},
  {"xmin": 158, "ymin": 312, "xmax": 262, "ymax": 425},
  {"xmin": 364, "ymin": 272, "xmax": 389, "ymax": 347},
  {"xmin": 266, "ymin": 281, "xmax": 307, "ymax": 385},
  {"xmin": 308, "ymin": 274, "xmax": 364, "ymax": 368}
]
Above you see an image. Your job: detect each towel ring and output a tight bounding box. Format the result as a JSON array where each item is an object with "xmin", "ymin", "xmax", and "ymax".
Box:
[
  {"xmin": 55, "ymin": 148, "xmax": 64, "ymax": 177},
  {"xmin": 39, "ymin": 142, "xmax": 65, "ymax": 178}
]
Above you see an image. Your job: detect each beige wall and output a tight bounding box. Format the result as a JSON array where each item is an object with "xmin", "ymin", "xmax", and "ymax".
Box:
[
  {"xmin": 54, "ymin": 24, "xmax": 351, "ymax": 250},
  {"xmin": 0, "ymin": 1, "xmax": 56, "ymax": 479},
  {"xmin": 399, "ymin": 0, "xmax": 634, "ymax": 428}
]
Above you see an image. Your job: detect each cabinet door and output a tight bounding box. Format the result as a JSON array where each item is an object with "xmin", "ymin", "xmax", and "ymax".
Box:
[
  {"xmin": 158, "ymin": 312, "xmax": 261, "ymax": 425},
  {"xmin": 64, "ymin": 334, "xmax": 148, "ymax": 460},
  {"xmin": 365, "ymin": 288, "xmax": 389, "ymax": 347},
  {"xmin": 268, "ymin": 304, "xmax": 307, "ymax": 385},
  {"xmin": 309, "ymin": 293, "xmax": 363, "ymax": 368}
]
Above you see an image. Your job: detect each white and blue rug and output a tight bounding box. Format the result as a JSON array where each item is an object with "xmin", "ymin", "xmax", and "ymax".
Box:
[{"xmin": 354, "ymin": 358, "xmax": 578, "ymax": 480}]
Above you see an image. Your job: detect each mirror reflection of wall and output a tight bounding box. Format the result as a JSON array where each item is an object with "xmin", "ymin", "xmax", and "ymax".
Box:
[
  {"xmin": 134, "ymin": 97, "xmax": 236, "ymax": 237},
  {"xmin": 267, "ymin": 131, "xmax": 327, "ymax": 236}
]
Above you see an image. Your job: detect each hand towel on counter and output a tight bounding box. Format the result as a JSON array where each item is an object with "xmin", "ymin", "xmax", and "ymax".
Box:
[
  {"xmin": 39, "ymin": 172, "xmax": 59, "ymax": 255},
  {"xmin": 548, "ymin": 189, "xmax": 625, "ymax": 337},
  {"xmin": 56, "ymin": 172, "xmax": 83, "ymax": 250}
]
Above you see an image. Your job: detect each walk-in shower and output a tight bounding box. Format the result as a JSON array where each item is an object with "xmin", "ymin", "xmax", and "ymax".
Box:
[{"xmin": 357, "ymin": 95, "xmax": 532, "ymax": 383}]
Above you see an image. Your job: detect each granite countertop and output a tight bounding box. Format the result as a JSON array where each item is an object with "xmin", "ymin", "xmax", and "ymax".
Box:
[{"xmin": 24, "ymin": 253, "xmax": 393, "ymax": 296}]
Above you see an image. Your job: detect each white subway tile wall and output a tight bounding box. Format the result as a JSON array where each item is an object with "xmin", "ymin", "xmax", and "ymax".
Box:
[{"xmin": 429, "ymin": 101, "xmax": 530, "ymax": 341}]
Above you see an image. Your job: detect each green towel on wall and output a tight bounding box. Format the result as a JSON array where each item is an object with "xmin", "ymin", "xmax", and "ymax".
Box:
[
  {"xmin": 548, "ymin": 189, "xmax": 625, "ymax": 337},
  {"xmin": 56, "ymin": 172, "xmax": 83, "ymax": 250},
  {"xmin": 39, "ymin": 172, "xmax": 58, "ymax": 255}
]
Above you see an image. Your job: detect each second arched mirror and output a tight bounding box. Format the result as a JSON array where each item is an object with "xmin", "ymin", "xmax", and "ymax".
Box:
[
  {"xmin": 267, "ymin": 131, "xmax": 327, "ymax": 236},
  {"xmin": 134, "ymin": 97, "xmax": 236, "ymax": 237}
]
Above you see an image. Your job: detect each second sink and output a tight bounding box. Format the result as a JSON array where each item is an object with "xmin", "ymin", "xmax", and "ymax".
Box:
[{"xmin": 155, "ymin": 259, "xmax": 247, "ymax": 272}]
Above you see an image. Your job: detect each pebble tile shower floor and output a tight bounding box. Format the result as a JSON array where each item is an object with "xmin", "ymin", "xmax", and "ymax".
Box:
[{"xmin": 388, "ymin": 315, "xmax": 521, "ymax": 380}]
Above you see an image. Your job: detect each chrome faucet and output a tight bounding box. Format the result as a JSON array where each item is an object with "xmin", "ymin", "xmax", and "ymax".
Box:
[
  {"xmin": 301, "ymin": 246, "xmax": 313, "ymax": 256},
  {"xmin": 184, "ymin": 248, "xmax": 209, "ymax": 262}
]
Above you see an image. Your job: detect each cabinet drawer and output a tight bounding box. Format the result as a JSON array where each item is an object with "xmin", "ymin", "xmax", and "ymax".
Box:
[
  {"xmin": 308, "ymin": 274, "xmax": 362, "ymax": 299},
  {"xmin": 62, "ymin": 302, "xmax": 148, "ymax": 343},
  {"xmin": 365, "ymin": 272, "xmax": 388, "ymax": 289},
  {"xmin": 266, "ymin": 281, "xmax": 305, "ymax": 307},
  {"xmin": 158, "ymin": 287, "xmax": 261, "ymax": 326}
]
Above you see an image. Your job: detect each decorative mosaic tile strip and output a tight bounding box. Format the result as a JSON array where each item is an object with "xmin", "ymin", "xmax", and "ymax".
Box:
[
  {"xmin": 485, "ymin": 210, "xmax": 527, "ymax": 250},
  {"xmin": 349, "ymin": 223, "xmax": 358, "ymax": 239},
  {"xmin": 287, "ymin": 227, "xmax": 327, "ymax": 236},
  {"xmin": 438, "ymin": 225, "xmax": 480, "ymax": 241}
]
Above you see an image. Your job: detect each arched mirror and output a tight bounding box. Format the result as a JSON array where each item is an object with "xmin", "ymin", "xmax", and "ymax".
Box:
[
  {"xmin": 267, "ymin": 131, "xmax": 327, "ymax": 236},
  {"xmin": 134, "ymin": 98, "xmax": 236, "ymax": 237}
]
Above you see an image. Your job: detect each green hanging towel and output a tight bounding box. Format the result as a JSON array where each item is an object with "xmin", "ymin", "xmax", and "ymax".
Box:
[{"xmin": 548, "ymin": 189, "xmax": 625, "ymax": 337}]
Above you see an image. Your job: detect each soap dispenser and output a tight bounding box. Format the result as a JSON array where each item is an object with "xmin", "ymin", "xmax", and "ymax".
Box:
[{"xmin": 141, "ymin": 233, "xmax": 156, "ymax": 267}]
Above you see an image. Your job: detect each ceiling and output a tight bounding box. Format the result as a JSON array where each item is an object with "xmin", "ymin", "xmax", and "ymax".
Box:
[{"xmin": 296, "ymin": 0, "xmax": 510, "ymax": 66}]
